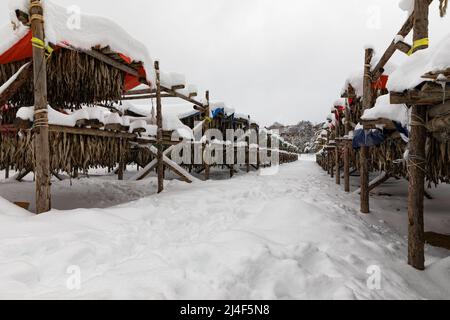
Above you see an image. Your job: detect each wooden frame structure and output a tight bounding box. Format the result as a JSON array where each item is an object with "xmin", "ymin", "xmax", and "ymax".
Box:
[
  {"xmin": 316, "ymin": 0, "xmax": 449, "ymax": 270},
  {"xmin": 0, "ymin": 0, "xmax": 300, "ymax": 214}
]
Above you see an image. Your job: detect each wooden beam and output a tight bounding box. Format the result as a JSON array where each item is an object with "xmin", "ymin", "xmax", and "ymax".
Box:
[
  {"xmin": 121, "ymin": 94, "xmax": 172, "ymax": 100},
  {"xmin": 124, "ymin": 88, "xmax": 155, "ymax": 95},
  {"xmin": 161, "ymin": 86, "xmax": 206, "ymax": 112},
  {"xmin": 129, "ymin": 144, "xmax": 176, "ymax": 181},
  {"xmin": 355, "ymin": 172, "xmax": 390, "ymax": 194},
  {"xmin": 46, "ymin": 125, "xmax": 136, "ymax": 139},
  {"xmin": 67, "ymin": 44, "xmax": 143, "ymax": 79},
  {"xmin": 361, "ymin": 118, "xmax": 397, "ymax": 130},
  {"xmin": 395, "ymin": 41, "xmax": 412, "ymax": 55},
  {"xmin": 30, "ymin": 0, "xmax": 51, "ymax": 214},
  {"xmin": 390, "ymin": 85, "xmax": 450, "ymax": 105},
  {"xmin": 425, "ymin": 232, "xmax": 450, "ymax": 250},
  {"xmin": 422, "ymin": 67, "xmax": 450, "ymax": 80}
]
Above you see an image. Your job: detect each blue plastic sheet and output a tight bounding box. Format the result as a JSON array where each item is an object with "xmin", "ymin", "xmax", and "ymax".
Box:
[
  {"xmin": 352, "ymin": 129, "xmax": 386, "ymax": 150},
  {"xmin": 352, "ymin": 121, "xmax": 409, "ymax": 150}
]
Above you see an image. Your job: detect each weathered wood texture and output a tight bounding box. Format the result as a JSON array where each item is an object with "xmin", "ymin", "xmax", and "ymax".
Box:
[
  {"xmin": 408, "ymin": 105, "xmax": 427, "ymax": 270},
  {"xmin": 155, "ymin": 61, "xmax": 164, "ymax": 193},
  {"xmin": 360, "ymin": 48, "xmax": 374, "ymax": 214},
  {"xmin": 413, "ymin": 0, "xmax": 429, "ymax": 53},
  {"xmin": 30, "ymin": 1, "xmax": 51, "ymax": 214}
]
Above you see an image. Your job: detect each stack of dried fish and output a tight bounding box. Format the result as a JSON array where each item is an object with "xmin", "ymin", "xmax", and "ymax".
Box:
[
  {"xmin": 0, "ymin": 48, "xmax": 124, "ymax": 110},
  {"xmin": 0, "ymin": 131, "xmax": 131, "ymax": 175}
]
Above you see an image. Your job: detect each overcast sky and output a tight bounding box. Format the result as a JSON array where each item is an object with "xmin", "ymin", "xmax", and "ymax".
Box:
[{"xmin": 1, "ymin": 0, "xmax": 448, "ymax": 126}]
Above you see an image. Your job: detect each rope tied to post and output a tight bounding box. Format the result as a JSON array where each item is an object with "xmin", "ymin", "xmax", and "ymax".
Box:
[
  {"xmin": 407, "ymin": 112, "xmax": 428, "ymax": 176},
  {"xmin": 31, "ymin": 37, "xmax": 54, "ymax": 59},
  {"xmin": 33, "ymin": 108, "xmax": 49, "ymax": 129}
]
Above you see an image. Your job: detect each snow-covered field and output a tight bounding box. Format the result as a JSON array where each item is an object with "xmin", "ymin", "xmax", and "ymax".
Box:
[{"xmin": 0, "ymin": 156, "xmax": 449, "ymax": 300}]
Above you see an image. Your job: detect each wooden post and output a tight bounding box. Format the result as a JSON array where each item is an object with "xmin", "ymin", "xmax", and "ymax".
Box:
[
  {"xmin": 204, "ymin": 90, "xmax": 210, "ymax": 181},
  {"xmin": 413, "ymin": 0, "xmax": 429, "ymax": 54},
  {"xmin": 408, "ymin": 105, "xmax": 427, "ymax": 270},
  {"xmin": 5, "ymin": 162, "xmax": 9, "ymax": 179},
  {"xmin": 330, "ymin": 151, "xmax": 334, "ymax": 179},
  {"xmin": 360, "ymin": 48, "xmax": 374, "ymax": 214},
  {"xmin": 335, "ymin": 115, "xmax": 340, "ymax": 185},
  {"xmin": 118, "ymin": 138, "xmax": 124, "ymax": 181},
  {"xmin": 344, "ymin": 99, "xmax": 351, "ymax": 192},
  {"xmin": 155, "ymin": 61, "xmax": 164, "ymax": 193},
  {"xmin": 30, "ymin": 0, "xmax": 51, "ymax": 214}
]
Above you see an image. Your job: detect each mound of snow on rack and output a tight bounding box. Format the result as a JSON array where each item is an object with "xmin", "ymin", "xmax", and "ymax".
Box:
[
  {"xmin": 7, "ymin": 0, "xmax": 155, "ymax": 85},
  {"xmin": 361, "ymin": 95, "xmax": 410, "ymax": 126},
  {"xmin": 388, "ymin": 34, "xmax": 450, "ymax": 92}
]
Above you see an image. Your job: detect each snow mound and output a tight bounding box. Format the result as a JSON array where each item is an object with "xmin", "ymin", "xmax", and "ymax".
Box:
[
  {"xmin": 361, "ymin": 95, "xmax": 410, "ymax": 126},
  {"xmin": 7, "ymin": 0, "xmax": 155, "ymax": 85},
  {"xmin": 388, "ymin": 33, "xmax": 450, "ymax": 92}
]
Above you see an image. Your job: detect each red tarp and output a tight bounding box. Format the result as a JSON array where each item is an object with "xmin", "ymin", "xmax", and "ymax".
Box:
[
  {"xmin": 0, "ymin": 30, "xmax": 146, "ymax": 91},
  {"xmin": 372, "ymin": 75, "xmax": 389, "ymax": 90}
]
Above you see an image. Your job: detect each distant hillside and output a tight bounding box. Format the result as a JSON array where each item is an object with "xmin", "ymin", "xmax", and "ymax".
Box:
[{"xmin": 267, "ymin": 121, "xmax": 322, "ymax": 153}]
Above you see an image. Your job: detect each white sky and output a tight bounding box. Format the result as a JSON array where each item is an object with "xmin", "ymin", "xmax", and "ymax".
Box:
[{"xmin": 1, "ymin": 0, "xmax": 448, "ymax": 126}]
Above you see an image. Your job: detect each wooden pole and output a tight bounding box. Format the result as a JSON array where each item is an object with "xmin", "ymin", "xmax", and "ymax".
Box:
[
  {"xmin": 335, "ymin": 115, "xmax": 340, "ymax": 185},
  {"xmin": 344, "ymin": 99, "xmax": 351, "ymax": 192},
  {"xmin": 155, "ymin": 61, "xmax": 164, "ymax": 193},
  {"xmin": 30, "ymin": 0, "xmax": 51, "ymax": 214},
  {"xmin": 360, "ymin": 48, "xmax": 374, "ymax": 214},
  {"xmin": 330, "ymin": 150, "xmax": 334, "ymax": 179},
  {"xmin": 118, "ymin": 138, "xmax": 124, "ymax": 180},
  {"xmin": 5, "ymin": 162, "xmax": 9, "ymax": 179},
  {"xmin": 204, "ymin": 90, "xmax": 210, "ymax": 181},
  {"xmin": 408, "ymin": 105, "xmax": 427, "ymax": 270},
  {"xmin": 413, "ymin": 0, "xmax": 429, "ymax": 54}
]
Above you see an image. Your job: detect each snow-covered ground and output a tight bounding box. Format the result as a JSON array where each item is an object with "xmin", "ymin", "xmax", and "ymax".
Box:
[{"xmin": 0, "ymin": 156, "xmax": 449, "ymax": 300}]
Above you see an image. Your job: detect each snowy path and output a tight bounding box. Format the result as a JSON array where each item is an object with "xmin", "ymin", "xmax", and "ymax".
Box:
[{"xmin": 0, "ymin": 158, "xmax": 449, "ymax": 299}]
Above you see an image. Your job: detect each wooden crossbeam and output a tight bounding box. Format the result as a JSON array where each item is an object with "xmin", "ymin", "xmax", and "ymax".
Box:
[
  {"xmin": 390, "ymin": 83, "xmax": 450, "ymax": 105},
  {"xmin": 129, "ymin": 144, "xmax": 176, "ymax": 181},
  {"xmin": 161, "ymin": 86, "xmax": 206, "ymax": 112},
  {"xmin": 133, "ymin": 144, "xmax": 196, "ymax": 183},
  {"xmin": 121, "ymin": 94, "xmax": 172, "ymax": 100},
  {"xmin": 66, "ymin": 45, "xmax": 150, "ymax": 86},
  {"xmin": 361, "ymin": 118, "xmax": 397, "ymax": 130},
  {"xmin": 47, "ymin": 125, "xmax": 136, "ymax": 139}
]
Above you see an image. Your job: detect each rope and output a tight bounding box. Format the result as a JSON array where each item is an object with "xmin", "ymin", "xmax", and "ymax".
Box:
[
  {"xmin": 29, "ymin": 14, "xmax": 44, "ymax": 23},
  {"xmin": 407, "ymin": 111, "xmax": 428, "ymax": 176},
  {"xmin": 407, "ymin": 154, "xmax": 427, "ymax": 175},
  {"xmin": 33, "ymin": 108, "xmax": 49, "ymax": 129},
  {"xmin": 31, "ymin": 37, "xmax": 54, "ymax": 59}
]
